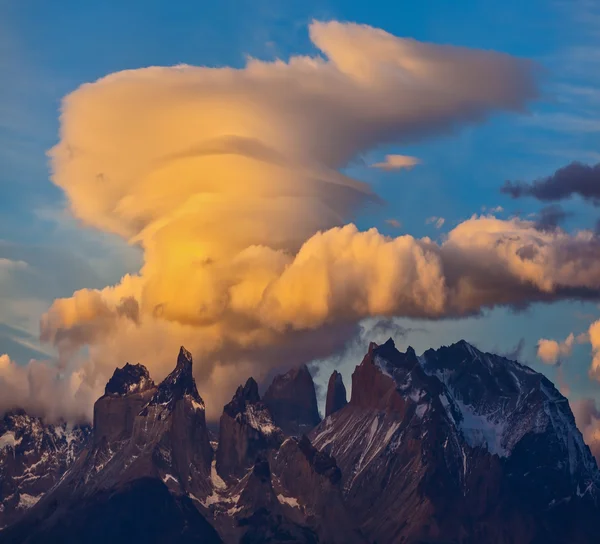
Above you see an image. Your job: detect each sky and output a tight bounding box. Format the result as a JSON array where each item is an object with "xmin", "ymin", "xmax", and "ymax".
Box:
[{"xmin": 3, "ymin": 0, "xmax": 600, "ymax": 439}]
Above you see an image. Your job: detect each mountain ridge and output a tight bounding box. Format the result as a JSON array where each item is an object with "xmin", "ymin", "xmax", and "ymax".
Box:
[{"xmin": 1, "ymin": 339, "xmax": 599, "ymax": 543}]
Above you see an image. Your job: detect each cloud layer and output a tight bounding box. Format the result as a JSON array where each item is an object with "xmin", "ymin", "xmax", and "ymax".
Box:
[{"xmin": 4, "ymin": 20, "xmax": 545, "ymax": 421}]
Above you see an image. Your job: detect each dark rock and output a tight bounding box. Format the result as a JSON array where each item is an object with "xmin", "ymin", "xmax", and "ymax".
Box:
[
  {"xmin": 104, "ymin": 363, "xmax": 154, "ymax": 396},
  {"xmin": 325, "ymin": 370, "xmax": 347, "ymax": 417},
  {"xmin": 147, "ymin": 346, "xmax": 203, "ymax": 409},
  {"xmin": 270, "ymin": 436, "xmax": 365, "ymax": 543},
  {"xmin": 0, "ymin": 478, "xmax": 222, "ymax": 544},
  {"xmin": 263, "ymin": 365, "xmax": 321, "ymax": 436},
  {"xmin": 216, "ymin": 378, "xmax": 283, "ymax": 483}
]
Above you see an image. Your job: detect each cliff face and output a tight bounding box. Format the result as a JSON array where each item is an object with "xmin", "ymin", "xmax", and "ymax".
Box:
[
  {"xmin": 93, "ymin": 363, "xmax": 155, "ymax": 447},
  {"xmin": 262, "ymin": 365, "xmax": 321, "ymax": 436}
]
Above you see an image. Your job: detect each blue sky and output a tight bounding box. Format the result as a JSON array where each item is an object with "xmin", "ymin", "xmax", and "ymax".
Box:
[{"xmin": 2, "ymin": 0, "xmax": 600, "ymax": 404}]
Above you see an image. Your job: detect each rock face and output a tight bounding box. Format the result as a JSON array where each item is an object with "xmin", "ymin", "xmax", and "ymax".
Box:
[
  {"xmin": 262, "ymin": 365, "xmax": 321, "ymax": 436},
  {"xmin": 311, "ymin": 338, "xmax": 600, "ymax": 544},
  {"xmin": 269, "ymin": 436, "xmax": 365, "ymax": 544},
  {"xmin": 0, "ymin": 412, "xmax": 90, "ymax": 530},
  {"xmin": 325, "ymin": 370, "xmax": 347, "ymax": 417},
  {"xmin": 216, "ymin": 378, "xmax": 283, "ymax": 483},
  {"xmin": 94, "ymin": 363, "xmax": 155, "ymax": 446}
]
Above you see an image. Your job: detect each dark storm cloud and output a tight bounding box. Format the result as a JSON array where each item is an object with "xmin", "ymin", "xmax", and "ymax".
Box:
[{"xmin": 501, "ymin": 162, "xmax": 600, "ymax": 205}]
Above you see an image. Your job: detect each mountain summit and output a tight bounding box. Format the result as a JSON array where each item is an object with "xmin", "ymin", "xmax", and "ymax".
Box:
[{"xmin": 312, "ymin": 338, "xmax": 600, "ymax": 543}]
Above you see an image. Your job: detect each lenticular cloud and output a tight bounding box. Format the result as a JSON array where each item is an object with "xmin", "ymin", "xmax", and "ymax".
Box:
[{"xmin": 9, "ymin": 20, "xmax": 587, "ymax": 421}]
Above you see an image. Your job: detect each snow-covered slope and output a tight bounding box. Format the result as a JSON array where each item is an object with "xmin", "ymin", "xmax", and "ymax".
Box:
[{"xmin": 0, "ymin": 411, "xmax": 90, "ymax": 529}]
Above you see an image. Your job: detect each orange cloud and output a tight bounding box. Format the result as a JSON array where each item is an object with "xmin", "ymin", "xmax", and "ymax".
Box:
[
  {"xmin": 6, "ymin": 20, "xmax": 545, "ymax": 421},
  {"xmin": 371, "ymin": 155, "xmax": 421, "ymax": 171}
]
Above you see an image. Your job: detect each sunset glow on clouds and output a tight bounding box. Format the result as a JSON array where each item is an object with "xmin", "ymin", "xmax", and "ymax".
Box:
[{"xmin": 6, "ymin": 19, "xmax": 600, "ymax": 422}]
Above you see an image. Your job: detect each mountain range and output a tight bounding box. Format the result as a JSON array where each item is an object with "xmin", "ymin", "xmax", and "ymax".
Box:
[{"xmin": 0, "ymin": 339, "xmax": 599, "ymax": 543}]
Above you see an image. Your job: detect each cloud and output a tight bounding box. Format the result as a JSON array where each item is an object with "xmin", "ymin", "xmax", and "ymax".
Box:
[
  {"xmin": 370, "ymin": 154, "xmax": 421, "ymax": 171},
  {"xmin": 0, "ymin": 354, "xmax": 95, "ymax": 423},
  {"xmin": 4, "ymin": 20, "xmax": 542, "ymax": 422},
  {"xmin": 589, "ymin": 319, "xmax": 600, "ymax": 380},
  {"xmin": 385, "ymin": 218, "xmax": 402, "ymax": 228},
  {"xmin": 537, "ymin": 333, "xmax": 584, "ymax": 364},
  {"xmin": 502, "ymin": 161, "xmax": 600, "ymax": 205},
  {"xmin": 534, "ymin": 204, "xmax": 572, "ymax": 232},
  {"xmin": 571, "ymin": 398, "xmax": 600, "ymax": 463},
  {"xmin": 426, "ymin": 216, "xmax": 445, "ymax": 228}
]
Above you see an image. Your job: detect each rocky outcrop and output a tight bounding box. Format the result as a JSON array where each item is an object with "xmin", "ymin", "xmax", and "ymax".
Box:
[
  {"xmin": 263, "ymin": 365, "xmax": 321, "ymax": 436},
  {"xmin": 0, "ymin": 411, "xmax": 90, "ymax": 530},
  {"xmin": 94, "ymin": 363, "xmax": 155, "ymax": 447},
  {"xmin": 216, "ymin": 378, "xmax": 283, "ymax": 483},
  {"xmin": 104, "ymin": 363, "xmax": 154, "ymax": 396},
  {"xmin": 215, "ymin": 456, "xmax": 319, "ymax": 544},
  {"xmin": 325, "ymin": 371, "xmax": 347, "ymax": 417}
]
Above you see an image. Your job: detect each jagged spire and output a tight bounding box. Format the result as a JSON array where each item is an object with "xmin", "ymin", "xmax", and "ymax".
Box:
[
  {"xmin": 325, "ymin": 370, "xmax": 348, "ymax": 417},
  {"xmin": 149, "ymin": 346, "xmax": 203, "ymax": 408},
  {"xmin": 224, "ymin": 377, "xmax": 261, "ymax": 417}
]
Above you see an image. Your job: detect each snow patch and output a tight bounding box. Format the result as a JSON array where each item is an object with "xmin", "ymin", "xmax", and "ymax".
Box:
[
  {"xmin": 277, "ymin": 494, "xmax": 300, "ymax": 508},
  {"xmin": 17, "ymin": 493, "xmax": 41, "ymax": 509},
  {"xmin": 0, "ymin": 431, "xmax": 21, "ymax": 450},
  {"xmin": 455, "ymin": 399, "xmax": 508, "ymax": 457},
  {"xmin": 190, "ymin": 398, "xmax": 205, "ymax": 411},
  {"xmin": 243, "ymin": 404, "xmax": 278, "ymax": 436},
  {"xmin": 415, "ymin": 403, "xmax": 429, "ymax": 419},
  {"xmin": 162, "ymin": 473, "xmax": 178, "ymax": 485}
]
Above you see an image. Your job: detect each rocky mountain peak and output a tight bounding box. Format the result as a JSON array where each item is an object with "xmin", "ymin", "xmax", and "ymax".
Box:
[
  {"xmin": 104, "ymin": 362, "xmax": 154, "ymax": 396},
  {"xmin": 177, "ymin": 345, "xmax": 193, "ymax": 367},
  {"xmin": 149, "ymin": 345, "xmax": 204, "ymax": 409},
  {"xmin": 224, "ymin": 377, "xmax": 260, "ymax": 418},
  {"xmin": 325, "ymin": 371, "xmax": 347, "ymax": 417},
  {"xmin": 217, "ymin": 377, "xmax": 283, "ymax": 483},
  {"xmin": 263, "ymin": 364, "xmax": 321, "ymax": 436}
]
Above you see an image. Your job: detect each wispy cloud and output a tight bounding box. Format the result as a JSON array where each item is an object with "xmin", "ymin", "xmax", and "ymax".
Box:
[
  {"xmin": 385, "ymin": 218, "xmax": 402, "ymax": 228},
  {"xmin": 425, "ymin": 216, "xmax": 445, "ymax": 229}
]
